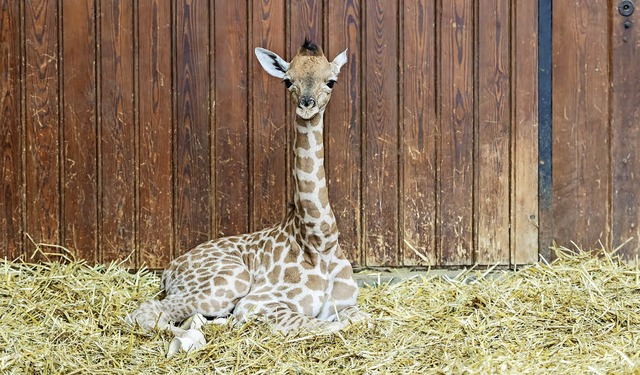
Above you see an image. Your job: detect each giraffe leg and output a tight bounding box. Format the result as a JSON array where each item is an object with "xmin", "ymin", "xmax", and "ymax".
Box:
[
  {"xmin": 127, "ymin": 294, "xmax": 236, "ymax": 357},
  {"xmin": 160, "ymin": 257, "xmax": 251, "ymax": 321},
  {"xmin": 126, "ymin": 296, "xmax": 192, "ymax": 336},
  {"xmin": 270, "ymin": 305, "xmax": 347, "ymax": 334},
  {"xmin": 128, "ymin": 262, "xmax": 251, "ymax": 356},
  {"xmin": 334, "ymin": 305, "xmax": 371, "ymax": 326},
  {"xmin": 234, "ymin": 301, "xmax": 345, "ymax": 334}
]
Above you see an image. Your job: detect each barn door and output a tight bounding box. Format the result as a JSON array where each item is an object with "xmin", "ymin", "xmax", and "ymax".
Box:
[
  {"xmin": 549, "ymin": 0, "xmax": 640, "ymax": 261},
  {"xmin": 395, "ymin": 0, "xmax": 540, "ymax": 267},
  {"xmin": 611, "ymin": 1, "xmax": 640, "ymax": 259}
]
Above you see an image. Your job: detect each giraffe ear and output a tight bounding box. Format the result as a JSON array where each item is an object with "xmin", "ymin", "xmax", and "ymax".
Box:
[
  {"xmin": 255, "ymin": 47, "xmax": 289, "ymax": 79},
  {"xmin": 331, "ymin": 49, "xmax": 348, "ymax": 74}
]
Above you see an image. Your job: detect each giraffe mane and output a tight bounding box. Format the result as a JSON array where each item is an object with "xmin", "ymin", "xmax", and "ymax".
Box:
[{"xmin": 299, "ymin": 38, "xmax": 323, "ymax": 56}]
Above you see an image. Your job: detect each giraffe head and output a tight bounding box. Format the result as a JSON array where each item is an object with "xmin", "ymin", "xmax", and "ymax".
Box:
[{"xmin": 255, "ymin": 39, "xmax": 348, "ymax": 120}]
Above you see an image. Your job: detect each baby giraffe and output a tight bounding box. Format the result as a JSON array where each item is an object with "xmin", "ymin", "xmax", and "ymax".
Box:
[{"xmin": 126, "ymin": 40, "xmax": 368, "ymax": 356}]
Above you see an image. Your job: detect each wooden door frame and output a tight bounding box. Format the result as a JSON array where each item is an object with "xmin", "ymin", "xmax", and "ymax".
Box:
[{"xmin": 538, "ymin": 0, "xmax": 553, "ymax": 260}]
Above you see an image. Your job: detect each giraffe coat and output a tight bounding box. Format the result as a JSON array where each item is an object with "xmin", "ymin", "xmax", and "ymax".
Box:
[{"xmin": 127, "ymin": 40, "xmax": 366, "ymax": 343}]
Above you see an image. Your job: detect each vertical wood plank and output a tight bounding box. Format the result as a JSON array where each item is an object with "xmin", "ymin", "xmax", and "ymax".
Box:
[
  {"xmin": 252, "ymin": 0, "xmax": 287, "ymax": 230},
  {"xmin": 327, "ymin": 0, "xmax": 362, "ymax": 265},
  {"xmin": 552, "ymin": 0, "xmax": 609, "ymax": 251},
  {"xmin": 175, "ymin": 0, "xmax": 211, "ymax": 256},
  {"xmin": 364, "ymin": 0, "xmax": 399, "ymax": 266},
  {"xmin": 512, "ymin": 0, "xmax": 538, "ymax": 264},
  {"xmin": 100, "ymin": 0, "xmax": 135, "ymax": 264},
  {"xmin": 0, "ymin": 0, "xmax": 22, "ymax": 259},
  {"xmin": 138, "ymin": 0, "xmax": 173, "ymax": 268},
  {"xmin": 402, "ymin": 0, "xmax": 436, "ymax": 266},
  {"xmin": 439, "ymin": 0, "xmax": 474, "ymax": 265},
  {"xmin": 289, "ymin": 0, "xmax": 323, "ymax": 50},
  {"xmin": 213, "ymin": 0, "xmax": 249, "ymax": 237},
  {"xmin": 476, "ymin": 0, "xmax": 510, "ymax": 265},
  {"xmin": 24, "ymin": 0, "xmax": 59, "ymax": 255},
  {"xmin": 61, "ymin": 0, "xmax": 97, "ymax": 262},
  {"xmin": 611, "ymin": 8, "xmax": 640, "ymax": 259}
]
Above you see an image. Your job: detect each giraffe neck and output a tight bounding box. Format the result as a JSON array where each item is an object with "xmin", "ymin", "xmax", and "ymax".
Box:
[{"xmin": 291, "ymin": 111, "xmax": 338, "ymax": 252}]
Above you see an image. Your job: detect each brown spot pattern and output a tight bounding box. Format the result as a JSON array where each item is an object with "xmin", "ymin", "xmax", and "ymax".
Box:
[
  {"xmin": 283, "ymin": 267, "xmax": 302, "ymax": 284},
  {"xmin": 298, "ymin": 157, "xmax": 315, "ymax": 173},
  {"xmin": 296, "ymin": 134, "xmax": 311, "ymax": 150},
  {"xmin": 298, "ymin": 179, "xmax": 316, "ymax": 193}
]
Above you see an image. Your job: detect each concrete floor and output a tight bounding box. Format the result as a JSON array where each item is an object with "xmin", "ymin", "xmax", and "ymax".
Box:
[{"xmin": 353, "ymin": 267, "xmax": 509, "ymax": 287}]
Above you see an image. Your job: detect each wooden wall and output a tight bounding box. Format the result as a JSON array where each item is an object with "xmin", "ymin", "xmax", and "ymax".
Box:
[
  {"xmin": 548, "ymin": 0, "xmax": 640, "ymax": 261},
  {"xmin": 0, "ymin": 0, "xmax": 539, "ymax": 269}
]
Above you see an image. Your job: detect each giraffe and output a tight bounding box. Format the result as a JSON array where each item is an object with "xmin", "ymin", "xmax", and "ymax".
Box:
[{"xmin": 126, "ymin": 39, "xmax": 368, "ymax": 356}]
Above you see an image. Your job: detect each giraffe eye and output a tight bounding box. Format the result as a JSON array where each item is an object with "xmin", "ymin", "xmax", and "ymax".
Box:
[
  {"xmin": 283, "ymin": 79, "xmax": 293, "ymax": 88},
  {"xmin": 326, "ymin": 80, "xmax": 336, "ymax": 89}
]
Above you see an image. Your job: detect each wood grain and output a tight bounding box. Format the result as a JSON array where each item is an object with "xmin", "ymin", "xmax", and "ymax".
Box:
[
  {"xmin": 61, "ymin": 0, "xmax": 97, "ymax": 262},
  {"xmin": 24, "ymin": 0, "xmax": 59, "ymax": 256},
  {"xmin": 439, "ymin": 0, "xmax": 474, "ymax": 265},
  {"xmin": 402, "ymin": 0, "xmax": 436, "ymax": 266},
  {"xmin": 364, "ymin": 0, "xmax": 399, "ymax": 266},
  {"xmin": 0, "ymin": 0, "xmax": 550, "ymax": 269},
  {"xmin": 0, "ymin": 0, "xmax": 22, "ymax": 259},
  {"xmin": 476, "ymin": 0, "xmax": 510, "ymax": 265},
  {"xmin": 289, "ymin": 0, "xmax": 323, "ymax": 52},
  {"xmin": 214, "ymin": 0, "xmax": 249, "ymax": 238},
  {"xmin": 327, "ymin": 0, "xmax": 362, "ymax": 264},
  {"xmin": 251, "ymin": 0, "xmax": 287, "ymax": 231},
  {"xmin": 138, "ymin": 0, "xmax": 172, "ymax": 268},
  {"xmin": 552, "ymin": 0, "xmax": 610, "ymax": 251},
  {"xmin": 611, "ymin": 8, "xmax": 640, "ymax": 259},
  {"xmin": 100, "ymin": 0, "xmax": 135, "ymax": 265},
  {"xmin": 512, "ymin": 0, "xmax": 539, "ymax": 264},
  {"xmin": 174, "ymin": 0, "xmax": 211, "ymax": 256}
]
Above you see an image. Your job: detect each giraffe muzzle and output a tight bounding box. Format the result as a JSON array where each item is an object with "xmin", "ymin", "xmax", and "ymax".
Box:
[
  {"xmin": 296, "ymin": 96, "xmax": 319, "ymax": 119},
  {"xmin": 299, "ymin": 96, "xmax": 316, "ymax": 109}
]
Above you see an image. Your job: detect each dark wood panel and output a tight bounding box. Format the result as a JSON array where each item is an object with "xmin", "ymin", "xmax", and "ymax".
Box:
[
  {"xmin": 0, "ymin": 0, "xmax": 546, "ymax": 268},
  {"xmin": 289, "ymin": 0, "xmax": 323, "ymax": 51},
  {"xmin": 512, "ymin": 0, "xmax": 539, "ymax": 264},
  {"xmin": 364, "ymin": 0, "xmax": 399, "ymax": 266},
  {"xmin": 402, "ymin": 0, "xmax": 436, "ymax": 266},
  {"xmin": 552, "ymin": 0, "xmax": 609, "ymax": 250},
  {"xmin": 326, "ymin": 0, "xmax": 362, "ymax": 265},
  {"xmin": 100, "ymin": 0, "xmax": 135, "ymax": 265},
  {"xmin": 24, "ymin": 0, "xmax": 59, "ymax": 256},
  {"xmin": 174, "ymin": 0, "xmax": 211, "ymax": 256},
  {"xmin": 611, "ymin": 9, "xmax": 640, "ymax": 259},
  {"xmin": 138, "ymin": 0, "xmax": 173, "ymax": 268},
  {"xmin": 251, "ymin": 0, "xmax": 287, "ymax": 231},
  {"xmin": 213, "ymin": 0, "xmax": 249, "ymax": 237},
  {"xmin": 61, "ymin": 0, "xmax": 97, "ymax": 262},
  {"xmin": 0, "ymin": 0, "xmax": 22, "ymax": 259},
  {"xmin": 476, "ymin": 0, "xmax": 510, "ymax": 265},
  {"xmin": 439, "ymin": 0, "xmax": 474, "ymax": 265}
]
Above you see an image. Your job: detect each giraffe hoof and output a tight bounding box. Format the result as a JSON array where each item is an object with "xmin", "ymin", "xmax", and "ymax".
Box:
[
  {"xmin": 167, "ymin": 329, "xmax": 206, "ymax": 358},
  {"xmin": 179, "ymin": 313, "xmax": 210, "ymax": 330}
]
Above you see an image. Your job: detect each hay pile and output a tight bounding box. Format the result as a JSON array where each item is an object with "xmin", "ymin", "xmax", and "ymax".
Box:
[{"xmin": 2, "ymin": 247, "xmax": 640, "ymax": 374}]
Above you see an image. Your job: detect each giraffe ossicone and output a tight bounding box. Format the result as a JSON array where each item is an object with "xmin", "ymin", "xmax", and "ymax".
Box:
[{"xmin": 126, "ymin": 39, "xmax": 369, "ymax": 357}]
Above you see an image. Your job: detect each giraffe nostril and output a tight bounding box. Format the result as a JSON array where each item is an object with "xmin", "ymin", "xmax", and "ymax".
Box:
[{"xmin": 299, "ymin": 96, "xmax": 316, "ymax": 108}]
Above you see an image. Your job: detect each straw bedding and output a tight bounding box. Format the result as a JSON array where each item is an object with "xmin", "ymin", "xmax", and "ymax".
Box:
[{"xmin": 2, "ymin": 247, "xmax": 640, "ymax": 374}]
